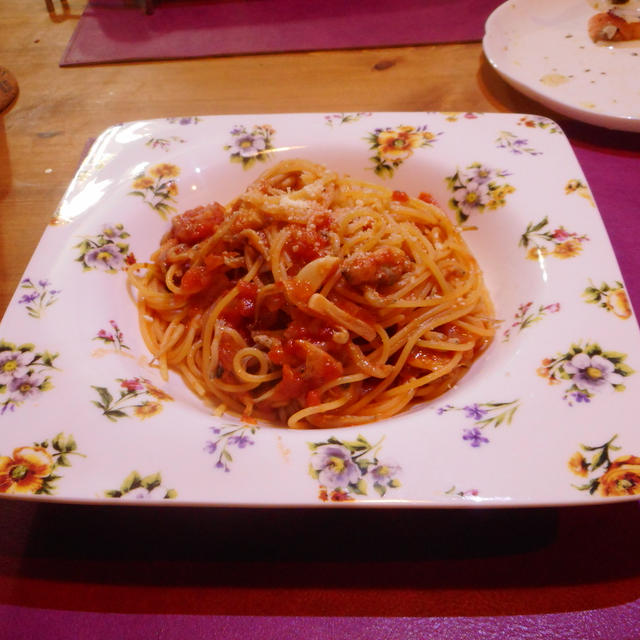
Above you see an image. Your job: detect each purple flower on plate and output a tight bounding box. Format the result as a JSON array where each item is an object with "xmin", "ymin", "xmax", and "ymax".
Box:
[
  {"xmin": 370, "ymin": 460, "xmax": 401, "ymax": 485},
  {"xmin": 463, "ymin": 427, "xmax": 489, "ymax": 448},
  {"xmin": 75, "ymin": 225, "xmax": 131, "ymax": 271},
  {"xmin": 310, "ymin": 444, "xmax": 361, "ymax": 490},
  {"xmin": 0, "ymin": 350, "xmax": 33, "ymax": 385},
  {"xmin": 101, "ymin": 224, "xmax": 128, "ymax": 240},
  {"xmin": 564, "ymin": 353, "xmax": 623, "ymax": 393},
  {"xmin": 231, "ymin": 132, "xmax": 267, "ymax": 158},
  {"xmin": 228, "ymin": 434, "xmax": 253, "ymax": 448},
  {"xmin": 571, "ymin": 390, "xmax": 591, "ymax": 404},
  {"xmin": 224, "ymin": 124, "xmax": 275, "ymax": 168},
  {"xmin": 459, "ymin": 165, "xmax": 497, "ymax": 185},
  {"xmin": 0, "ymin": 343, "xmax": 57, "ymax": 414},
  {"xmin": 18, "ymin": 277, "xmax": 61, "ymax": 318},
  {"xmin": 84, "ymin": 243, "xmax": 125, "ymax": 271},
  {"xmin": 204, "ymin": 424, "xmax": 258, "ymax": 472},
  {"xmin": 463, "ymin": 403, "xmax": 488, "ymax": 420},
  {"xmin": 203, "ymin": 441, "xmax": 217, "ymax": 454},
  {"xmin": 18, "ymin": 292, "xmax": 39, "ymax": 305},
  {"xmin": 8, "ymin": 373, "xmax": 45, "ymax": 400},
  {"xmin": 452, "ymin": 181, "xmax": 490, "ymax": 219}
]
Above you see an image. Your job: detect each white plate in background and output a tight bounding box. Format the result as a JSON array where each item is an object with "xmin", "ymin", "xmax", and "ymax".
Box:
[{"xmin": 483, "ymin": 0, "xmax": 640, "ymax": 132}]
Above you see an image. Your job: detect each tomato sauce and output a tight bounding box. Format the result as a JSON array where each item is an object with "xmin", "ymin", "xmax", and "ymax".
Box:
[
  {"xmin": 171, "ymin": 202, "xmax": 225, "ymax": 245},
  {"xmin": 269, "ymin": 338, "xmax": 343, "ymax": 402},
  {"xmin": 284, "ymin": 226, "xmax": 328, "ymax": 271},
  {"xmin": 219, "ymin": 281, "xmax": 258, "ymax": 333}
]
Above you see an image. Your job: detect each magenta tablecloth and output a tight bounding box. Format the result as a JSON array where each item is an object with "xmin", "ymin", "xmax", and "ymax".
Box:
[
  {"xmin": 568, "ymin": 125, "xmax": 640, "ymax": 315},
  {"xmin": 61, "ymin": 0, "xmax": 502, "ymax": 65},
  {"xmin": 4, "ymin": 604, "xmax": 640, "ymax": 640}
]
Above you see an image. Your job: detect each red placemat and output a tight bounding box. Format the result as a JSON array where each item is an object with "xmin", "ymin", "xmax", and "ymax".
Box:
[{"xmin": 60, "ymin": 0, "xmax": 502, "ymax": 66}]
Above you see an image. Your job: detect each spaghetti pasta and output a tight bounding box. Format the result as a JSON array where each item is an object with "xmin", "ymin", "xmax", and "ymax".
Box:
[{"xmin": 128, "ymin": 159, "xmax": 495, "ymax": 428}]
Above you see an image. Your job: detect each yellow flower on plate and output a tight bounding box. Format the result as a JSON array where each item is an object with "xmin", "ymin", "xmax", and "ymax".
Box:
[
  {"xmin": 0, "ymin": 446, "xmax": 54, "ymax": 494},
  {"xmin": 132, "ymin": 176, "xmax": 154, "ymax": 190},
  {"xmin": 149, "ymin": 163, "xmax": 180, "ymax": 179},
  {"xmin": 606, "ymin": 289, "xmax": 632, "ymax": 320},
  {"xmin": 134, "ymin": 401, "xmax": 163, "ymax": 419},
  {"xmin": 565, "ymin": 179, "xmax": 594, "ymax": 207},
  {"xmin": 486, "ymin": 184, "xmax": 515, "ymax": 210}
]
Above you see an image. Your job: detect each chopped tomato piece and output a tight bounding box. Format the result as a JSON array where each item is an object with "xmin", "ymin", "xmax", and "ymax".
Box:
[
  {"xmin": 268, "ymin": 340, "xmax": 301, "ymax": 367},
  {"xmin": 392, "ymin": 190, "xmax": 409, "ymax": 203},
  {"xmin": 180, "ymin": 265, "xmax": 213, "ymax": 294},
  {"xmin": 237, "ymin": 280, "xmax": 258, "ymax": 299},
  {"xmin": 283, "ymin": 315, "xmax": 336, "ymax": 347},
  {"xmin": 300, "ymin": 341, "xmax": 343, "ymax": 388},
  {"xmin": 171, "ymin": 202, "xmax": 225, "ymax": 245},
  {"xmin": 282, "ymin": 278, "xmax": 314, "ymax": 305},
  {"xmin": 306, "ymin": 389, "xmax": 322, "ymax": 406},
  {"xmin": 204, "ymin": 254, "xmax": 224, "ymax": 271},
  {"xmin": 418, "ymin": 191, "xmax": 439, "ymax": 206},
  {"xmin": 218, "ymin": 332, "xmax": 239, "ymax": 371},
  {"xmin": 270, "ymin": 339, "xmax": 343, "ymax": 403},
  {"xmin": 267, "ymin": 343, "xmax": 286, "ymax": 366},
  {"xmin": 284, "ymin": 226, "xmax": 328, "ymax": 268},
  {"xmin": 220, "ymin": 281, "xmax": 258, "ymax": 332},
  {"xmin": 273, "ymin": 364, "xmax": 307, "ymax": 402}
]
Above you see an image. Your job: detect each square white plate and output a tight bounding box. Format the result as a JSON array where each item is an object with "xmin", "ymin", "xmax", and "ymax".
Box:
[{"xmin": 1, "ymin": 112, "xmax": 639, "ymax": 506}]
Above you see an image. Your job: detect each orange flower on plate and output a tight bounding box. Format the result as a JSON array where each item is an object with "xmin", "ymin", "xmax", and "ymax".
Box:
[
  {"xmin": 144, "ymin": 382, "xmax": 173, "ymax": 402},
  {"xmin": 0, "ymin": 446, "xmax": 54, "ymax": 494},
  {"xmin": 526, "ymin": 245, "xmax": 547, "ymax": 261},
  {"xmin": 552, "ymin": 238, "xmax": 583, "ymax": 259},
  {"xmin": 376, "ymin": 126, "xmax": 429, "ymax": 160},
  {"xmin": 133, "ymin": 401, "xmax": 163, "ymax": 419},
  {"xmin": 329, "ymin": 487, "xmax": 355, "ymax": 502},
  {"xmin": 598, "ymin": 455, "xmax": 640, "ymax": 496},
  {"xmin": 568, "ymin": 451, "xmax": 589, "ymax": 477}
]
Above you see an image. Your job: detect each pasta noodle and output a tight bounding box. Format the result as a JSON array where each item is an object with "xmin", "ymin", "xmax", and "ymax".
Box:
[{"xmin": 127, "ymin": 159, "xmax": 495, "ymax": 428}]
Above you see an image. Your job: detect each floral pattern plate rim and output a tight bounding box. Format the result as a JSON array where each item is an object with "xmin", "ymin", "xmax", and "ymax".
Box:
[
  {"xmin": 483, "ymin": 0, "xmax": 640, "ymax": 132},
  {"xmin": 1, "ymin": 111, "xmax": 639, "ymax": 507}
]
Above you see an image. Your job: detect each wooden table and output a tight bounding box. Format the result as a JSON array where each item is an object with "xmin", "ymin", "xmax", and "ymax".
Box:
[{"xmin": 1, "ymin": 0, "xmax": 639, "ymax": 623}]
